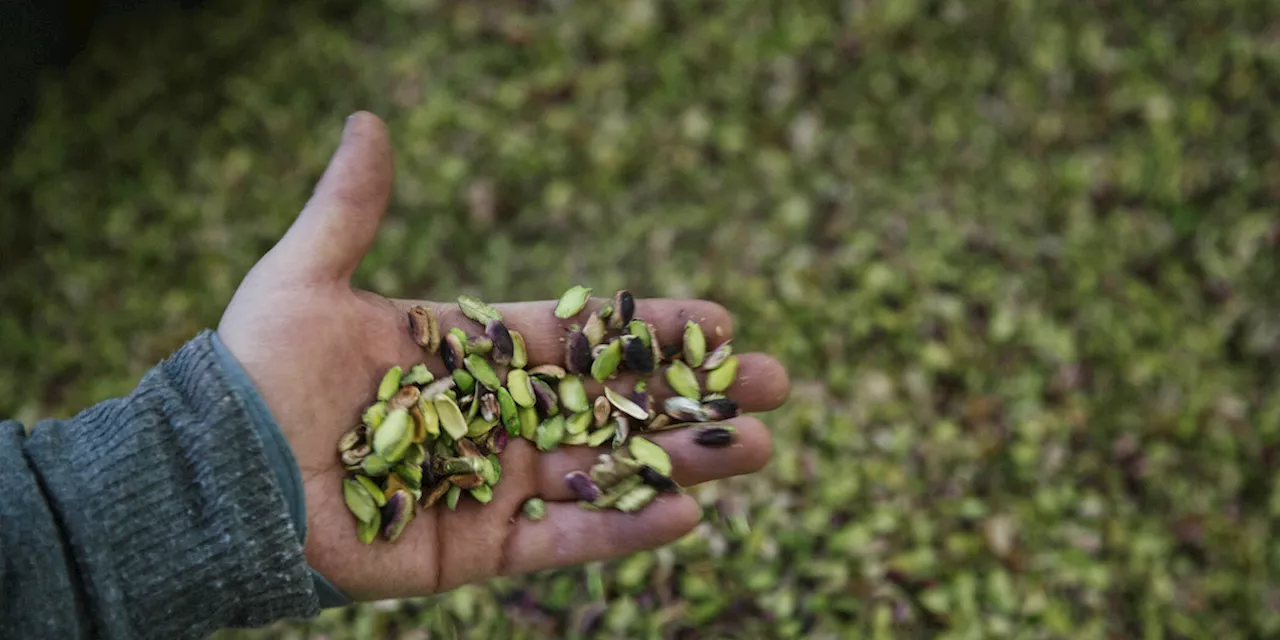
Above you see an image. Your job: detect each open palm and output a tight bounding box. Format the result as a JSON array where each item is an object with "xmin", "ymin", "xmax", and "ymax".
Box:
[{"xmin": 216, "ymin": 113, "xmax": 790, "ymax": 602}]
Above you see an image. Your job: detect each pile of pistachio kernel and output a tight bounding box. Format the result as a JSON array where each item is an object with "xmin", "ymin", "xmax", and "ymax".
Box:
[{"xmin": 337, "ymin": 286, "xmax": 741, "ymax": 544}]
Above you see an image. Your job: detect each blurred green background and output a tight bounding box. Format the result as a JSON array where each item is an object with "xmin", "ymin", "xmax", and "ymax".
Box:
[{"xmin": 3, "ymin": 0, "xmax": 1279, "ymax": 637}]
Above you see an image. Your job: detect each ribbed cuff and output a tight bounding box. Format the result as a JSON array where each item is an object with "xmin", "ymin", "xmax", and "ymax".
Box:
[
  {"xmin": 22, "ymin": 330, "xmax": 321, "ymax": 638},
  {"xmin": 210, "ymin": 332, "xmax": 353, "ymax": 610}
]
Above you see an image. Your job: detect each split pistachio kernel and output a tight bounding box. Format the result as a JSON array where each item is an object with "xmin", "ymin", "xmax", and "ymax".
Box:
[
  {"xmin": 665, "ymin": 360, "xmax": 701, "ymax": 400},
  {"xmin": 402, "ymin": 363, "xmax": 434, "ymax": 386},
  {"xmin": 507, "ymin": 369, "xmax": 535, "ymax": 408},
  {"xmin": 358, "ymin": 512, "xmax": 381, "ymax": 544},
  {"xmin": 705, "ymin": 355, "xmax": 739, "ymax": 393},
  {"xmin": 559, "ymin": 376, "xmax": 590, "ymax": 414},
  {"xmin": 682, "ymin": 321, "xmax": 707, "ymax": 368},
  {"xmin": 343, "ymin": 478, "xmax": 379, "ymax": 523},
  {"xmin": 510, "ymin": 330, "xmax": 528, "ymax": 369},
  {"xmin": 377, "ymin": 366, "xmax": 403, "ymax": 402},
  {"xmin": 458, "ymin": 295, "xmax": 503, "ymax": 325},
  {"xmin": 555, "ymin": 285, "xmax": 592, "ymax": 318},
  {"xmin": 591, "ymin": 339, "xmax": 623, "ymax": 382},
  {"xmin": 434, "ymin": 395, "xmax": 469, "ymax": 440},
  {"xmin": 628, "ymin": 437, "xmax": 673, "ymax": 476},
  {"xmin": 362, "ymin": 401, "xmax": 389, "ymax": 430}
]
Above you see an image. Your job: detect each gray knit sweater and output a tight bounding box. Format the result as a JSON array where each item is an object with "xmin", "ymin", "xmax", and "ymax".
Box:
[{"xmin": 0, "ymin": 330, "xmax": 343, "ymax": 638}]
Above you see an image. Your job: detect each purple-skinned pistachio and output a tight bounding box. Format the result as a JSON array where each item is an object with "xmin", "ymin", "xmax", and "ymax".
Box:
[{"xmin": 565, "ymin": 470, "xmax": 603, "ymax": 502}]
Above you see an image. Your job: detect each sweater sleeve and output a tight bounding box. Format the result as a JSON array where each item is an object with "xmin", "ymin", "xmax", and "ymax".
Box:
[{"xmin": 0, "ymin": 330, "xmax": 322, "ymax": 639}]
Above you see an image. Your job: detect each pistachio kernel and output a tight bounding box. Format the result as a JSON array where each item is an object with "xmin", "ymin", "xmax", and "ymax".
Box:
[
  {"xmin": 611, "ymin": 414, "xmax": 632, "ymax": 449},
  {"xmin": 705, "ymin": 355, "xmax": 739, "ymax": 393},
  {"xmin": 664, "ymin": 396, "xmax": 708, "ymax": 423},
  {"xmin": 639, "ymin": 466, "xmax": 680, "ymax": 493},
  {"xmin": 564, "ymin": 329, "xmax": 593, "ymax": 375},
  {"xmin": 693, "ymin": 425, "xmax": 736, "ymax": 448},
  {"xmin": 627, "ymin": 319, "xmax": 650, "ymax": 347},
  {"xmin": 486, "ymin": 428, "xmax": 510, "ymax": 454},
  {"xmin": 343, "ymin": 478, "xmax": 380, "ymax": 523},
  {"xmin": 388, "ymin": 384, "xmax": 421, "ymax": 411},
  {"xmin": 480, "ymin": 391, "xmax": 501, "ymax": 422},
  {"xmin": 445, "ymin": 485, "xmax": 463, "ymax": 510},
  {"xmin": 665, "ymin": 360, "xmax": 701, "ymax": 400},
  {"xmin": 341, "ymin": 446, "xmax": 369, "ymax": 467},
  {"xmin": 594, "ymin": 475, "xmax": 644, "ymax": 509},
  {"xmin": 354, "ymin": 475, "xmax": 388, "ymax": 507},
  {"xmin": 469, "ymin": 484, "xmax": 495, "ymax": 504},
  {"xmin": 481, "ymin": 453, "xmax": 502, "ymax": 485},
  {"xmin": 522, "ymin": 497, "xmax": 547, "ymax": 521},
  {"xmin": 615, "ymin": 485, "xmax": 658, "ymax": 513},
  {"xmin": 497, "ymin": 387, "xmax": 521, "ymax": 436},
  {"xmin": 518, "ymin": 404, "xmax": 540, "ymax": 440},
  {"xmin": 457, "ymin": 294, "xmax": 503, "ymax": 324},
  {"xmin": 591, "ymin": 339, "xmax": 623, "ymax": 382},
  {"xmin": 647, "ymin": 322, "xmax": 664, "ymax": 365},
  {"xmin": 484, "ymin": 319, "xmax": 514, "ymax": 363},
  {"xmin": 362, "ymin": 401, "xmax": 389, "ymax": 430},
  {"xmin": 536, "ymin": 415, "xmax": 567, "ymax": 451},
  {"xmin": 565, "ymin": 470, "xmax": 603, "ymax": 502},
  {"xmin": 434, "ymin": 395, "xmax": 469, "ymax": 440},
  {"xmin": 554, "ymin": 285, "xmax": 592, "ymax": 318},
  {"xmin": 646, "ymin": 414, "xmax": 672, "ymax": 431},
  {"xmin": 381, "ymin": 490, "xmax": 417, "ymax": 542},
  {"xmin": 559, "ymin": 376, "xmax": 590, "ymax": 414},
  {"xmin": 451, "ymin": 368, "xmax": 476, "ymax": 395},
  {"xmin": 361, "ymin": 453, "xmax": 393, "ymax": 476},
  {"xmin": 528, "ymin": 364, "xmax": 566, "ymax": 379},
  {"xmin": 567, "ymin": 411, "xmax": 594, "ymax": 436},
  {"xmin": 611, "ymin": 290, "xmax": 635, "ymax": 330},
  {"xmin": 562, "ymin": 430, "xmax": 590, "ymax": 446},
  {"xmin": 372, "ymin": 408, "xmax": 413, "ymax": 461},
  {"xmin": 702, "ymin": 397, "xmax": 740, "ymax": 421},
  {"xmin": 589, "ymin": 453, "xmax": 642, "ymax": 488},
  {"xmin": 394, "ymin": 464, "xmax": 423, "ymax": 490},
  {"xmin": 605, "ymin": 386, "xmax": 649, "ymax": 421},
  {"xmin": 507, "ymin": 369, "xmax": 536, "ymax": 408},
  {"xmin": 338, "ymin": 425, "xmax": 365, "ymax": 453},
  {"xmin": 622, "ymin": 336, "xmax": 655, "ymax": 373},
  {"xmin": 628, "ymin": 436, "xmax": 673, "ymax": 476},
  {"xmin": 531, "ymin": 378, "xmax": 560, "ymax": 417},
  {"xmin": 419, "ymin": 377, "xmax": 456, "ymax": 401},
  {"xmin": 408, "ymin": 306, "xmax": 441, "ymax": 353},
  {"xmin": 442, "ymin": 333, "xmax": 466, "ymax": 372},
  {"xmin": 402, "ymin": 363, "xmax": 435, "ymax": 386},
  {"xmin": 403, "ymin": 442, "xmax": 427, "ymax": 467},
  {"xmin": 463, "ymin": 355, "xmax": 501, "ymax": 389},
  {"xmin": 466, "ymin": 337, "xmax": 494, "ymax": 355},
  {"xmin": 510, "ymin": 330, "xmax": 529, "ymax": 369},
  {"xmin": 377, "ymin": 366, "xmax": 404, "ymax": 402},
  {"xmin": 591, "ymin": 343, "xmax": 609, "ymax": 360},
  {"xmin": 682, "ymin": 320, "xmax": 707, "ymax": 368},
  {"xmin": 702, "ymin": 341, "xmax": 733, "ymax": 371},
  {"xmin": 583, "ymin": 311, "xmax": 607, "ymax": 348},
  {"xmin": 420, "ymin": 479, "xmax": 451, "ymax": 508},
  {"xmin": 593, "ymin": 395, "xmax": 612, "ymax": 427},
  {"xmin": 357, "ymin": 511, "xmax": 381, "ymax": 544},
  {"xmin": 467, "ymin": 416, "xmax": 497, "ymax": 438},
  {"xmin": 587, "ymin": 423, "xmax": 617, "ymax": 448}
]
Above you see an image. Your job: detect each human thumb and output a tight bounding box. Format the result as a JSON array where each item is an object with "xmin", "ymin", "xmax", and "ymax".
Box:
[{"xmin": 261, "ymin": 111, "xmax": 395, "ymax": 284}]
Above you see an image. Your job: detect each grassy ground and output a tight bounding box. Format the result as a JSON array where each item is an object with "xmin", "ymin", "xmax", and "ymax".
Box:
[{"xmin": 3, "ymin": 0, "xmax": 1279, "ymax": 637}]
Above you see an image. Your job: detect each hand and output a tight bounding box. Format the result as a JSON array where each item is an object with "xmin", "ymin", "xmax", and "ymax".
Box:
[{"xmin": 216, "ymin": 112, "xmax": 791, "ymax": 601}]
